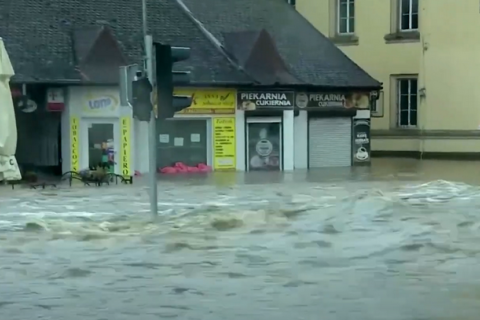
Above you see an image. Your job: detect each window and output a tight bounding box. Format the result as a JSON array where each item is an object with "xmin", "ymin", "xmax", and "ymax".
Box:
[
  {"xmin": 399, "ymin": 0, "xmax": 418, "ymax": 31},
  {"xmin": 337, "ymin": 0, "xmax": 355, "ymax": 34},
  {"xmin": 397, "ymin": 78, "xmax": 418, "ymax": 127}
]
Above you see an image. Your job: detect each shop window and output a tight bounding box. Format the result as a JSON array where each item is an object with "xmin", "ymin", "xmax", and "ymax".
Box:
[
  {"xmin": 157, "ymin": 119, "xmax": 208, "ymax": 169},
  {"xmin": 396, "ymin": 77, "xmax": 418, "ymax": 128}
]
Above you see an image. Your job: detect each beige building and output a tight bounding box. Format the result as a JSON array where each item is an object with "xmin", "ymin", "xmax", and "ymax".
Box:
[{"xmin": 296, "ymin": 0, "xmax": 480, "ymax": 158}]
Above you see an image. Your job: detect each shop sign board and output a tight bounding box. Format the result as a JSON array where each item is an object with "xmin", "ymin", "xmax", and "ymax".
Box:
[
  {"xmin": 120, "ymin": 116, "xmax": 132, "ymax": 177},
  {"xmin": 237, "ymin": 91, "xmax": 294, "ymax": 110},
  {"xmin": 154, "ymin": 88, "xmax": 236, "ymax": 114},
  {"xmin": 82, "ymin": 92, "xmax": 120, "ymax": 115},
  {"xmin": 295, "ymin": 92, "xmax": 370, "ymax": 109},
  {"xmin": 213, "ymin": 117, "xmax": 236, "ymax": 170},
  {"xmin": 352, "ymin": 119, "xmax": 371, "ymax": 164},
  {"xmin": 70, "ymin": 116, "xmax": 80, "ymax": 171}
]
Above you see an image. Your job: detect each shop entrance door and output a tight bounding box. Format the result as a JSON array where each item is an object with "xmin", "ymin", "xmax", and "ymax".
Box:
[
  {"xmin": 246, "ymin": 117, "xmax": 282, "ymax": 171},
  {"xmin": 82, "ymin": 119, "xmax": 120, "ymax": 174}
]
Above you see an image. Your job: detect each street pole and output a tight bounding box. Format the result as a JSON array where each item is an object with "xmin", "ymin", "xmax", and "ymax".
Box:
[{"xmin": 142, "ymin": 0, "xmax": 158, "ymax": 217}]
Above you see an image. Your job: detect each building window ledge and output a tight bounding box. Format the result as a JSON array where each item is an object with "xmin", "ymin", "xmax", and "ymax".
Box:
[
  {"xmin": 384, "ymin": 31, "xmax": 420, "ymax": 44},
  {"xmin": 329, "ymin": 34, "xmax": 359, "ymax": 46}
]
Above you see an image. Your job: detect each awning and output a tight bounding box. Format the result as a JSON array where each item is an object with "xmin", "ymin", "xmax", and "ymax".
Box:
[{"xmin": 0, "ymin": 37, "xmax": 21, "ymax": 181}]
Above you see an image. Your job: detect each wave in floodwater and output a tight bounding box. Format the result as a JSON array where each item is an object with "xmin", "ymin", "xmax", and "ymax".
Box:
[{"xmin": 1, "ymin": 180, "xmax": 480, "ymax": 319}]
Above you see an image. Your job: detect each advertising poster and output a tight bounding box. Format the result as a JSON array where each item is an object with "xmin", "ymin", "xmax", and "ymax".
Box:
[
  {"xmin": 213, "ymin": 118, "xmax": 236, "ymax": 170},
  {"xmin": 70, "ymin": 116, "xmax": 80, "ymax": 171},
  {"xmin": 120, "ymin": 117, "xmax": 132, "ymax": 177},
  {"xmin": 352, "ymin": 119, "xmax": 371, "ymax": 163},
  {"xmin": 247, "ymin": 123, "xmax": 281, "ymax": 171}
]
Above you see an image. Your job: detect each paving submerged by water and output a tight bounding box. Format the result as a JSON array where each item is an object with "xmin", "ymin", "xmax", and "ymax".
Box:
[{"xmin": 1, "ymin": 172, "xmax": 480, "ymax": 319}]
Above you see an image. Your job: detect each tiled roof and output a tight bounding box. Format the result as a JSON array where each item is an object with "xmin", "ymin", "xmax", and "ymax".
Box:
[
  {"xmin": 0, "ymin": 0, "xmax": 380, "ymax": 88},
  {"xmin": 179, "ymin": 0, "xmax": 381, "ymax": 88}
]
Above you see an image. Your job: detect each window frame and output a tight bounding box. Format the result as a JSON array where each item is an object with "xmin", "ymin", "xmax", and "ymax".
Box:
[
  {"xmin": 396, "ymin": 78, "xmax": 418, "ymax": 128},
  {"xmin": 398, "ymin": 0, "xmax": 418, "ymax": 32},
  {"xmin": 336, "ymin": 0, "xmax": 355, "ymax": 35}
]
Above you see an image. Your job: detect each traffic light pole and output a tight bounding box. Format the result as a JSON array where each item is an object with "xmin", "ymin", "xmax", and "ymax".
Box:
[{"xmin": 142, "ymin": 0, "xmax": 158, "ymax": 217}]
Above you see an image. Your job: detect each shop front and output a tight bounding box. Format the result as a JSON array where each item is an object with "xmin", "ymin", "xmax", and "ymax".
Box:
[
  {"xmin": 156, "ymin": 88, "xmax": 237, "ymax": 173},
  {"xmin": 294, "ymin": 92, "xmax": 371, "ymax": 169},
  {"xmin": 236, "ymin": 90, "xmax": 295, "ymax": 171},
  {"xmin": 61, "ymin": 86, "xmax": 133, "ymax": 177}
]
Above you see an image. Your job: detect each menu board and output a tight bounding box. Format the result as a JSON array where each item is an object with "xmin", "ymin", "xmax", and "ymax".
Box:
[{"xmin": 213, "ymin": 118, "xmax": 236, "ymax": 171}]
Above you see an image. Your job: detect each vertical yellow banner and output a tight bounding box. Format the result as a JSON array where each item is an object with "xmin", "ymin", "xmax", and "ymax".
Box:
[
  {"xmin": 213, "ymin": 117, "xmax": 236, "ymax": 171},
  {"xmin": 120, "ymin": 117, "xmax": 132, "ymax": 177},
  {"xmin": 70, "ymin": 116, "xmax": 80, "ymax": 171}
]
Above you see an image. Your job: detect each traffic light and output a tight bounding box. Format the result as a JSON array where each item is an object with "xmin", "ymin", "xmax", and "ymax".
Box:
[
  {"xmin": 132, "ymin": 76, "xmax": 153, "ymax": 122},
  {"xmin": 154, "ymin": 43, "xmax": 193, "ymax": 119}
]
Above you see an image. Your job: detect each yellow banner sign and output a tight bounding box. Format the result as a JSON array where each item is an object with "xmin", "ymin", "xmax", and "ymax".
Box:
[
  {"xmin": 213, "ymin": 117, "xmax": 236, "ymax": 171},
  {"xmin": 120, "ymin": 117, "xmax": 132, "ymax": 177},
  {"xmin": 70, "ymin": 116, "xmax": 80, "ymax": 171},
  {"xmin": 153, "ymin": 88, "xmax": 236, "ymax": 115}
]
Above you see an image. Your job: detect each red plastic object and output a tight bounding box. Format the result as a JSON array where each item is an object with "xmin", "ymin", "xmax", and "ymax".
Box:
[
  {"xmin": 174, "ymin": 162, "xmax": 188, "ymax": 173},
  {"xmin": 160, "ymin": 167, "xmax": 177, "ymax": 174},
  {"xmin": 187, "ymin": 166, "xmax": 200, "ymax": 173},
  {"xmin": 197, "ymin": 163, "xmax": 212, "ymax": 172}
]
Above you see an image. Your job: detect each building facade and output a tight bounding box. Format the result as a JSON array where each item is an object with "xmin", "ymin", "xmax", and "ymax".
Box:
[
  {"xmin": 296, "ymin": 0, "xmax": 480, "ymax": 158},
  {"xmin": 236, "ymin": 90, "xmax": 372, "ymax": 171}
]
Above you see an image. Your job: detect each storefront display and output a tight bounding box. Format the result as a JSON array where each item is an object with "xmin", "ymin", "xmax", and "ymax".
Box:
[
  {"xmin": 62, "ymin": 86, "xmax": 133, "ymax": 176},
  {"xmin": 155, "ymin": 88, "xmax": 237, "ymax": 174},
  {"xmin": 247, "ymin": 122, "xmax": 281, "ymax": 171},
  {"xmin": 294, "ymin": 91, "xmax": 372, "ymax": 168},
  {"xmin": 237, "ymin": 90, "xmax": 294, "ymax": 171}
]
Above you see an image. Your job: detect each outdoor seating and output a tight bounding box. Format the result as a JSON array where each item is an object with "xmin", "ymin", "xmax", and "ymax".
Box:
[{"xmin": 61, "ymin": 162, "xmax": 133, "ymax": 187}]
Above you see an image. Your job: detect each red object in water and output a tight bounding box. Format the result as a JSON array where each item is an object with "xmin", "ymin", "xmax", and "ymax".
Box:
[
  {"xmin": 160, "ymin": 167, "xmax": 177, "ymax": 174},
  {"xmin": 197, "ymin": 163, "xmax": 212, "ymax": 172},
  {"xmin": 175, "ymin": 162, "xmax": 188, "ymax": 173},
  {"xmin": 187, "ymin": 166, "xmax": 200, "ymax": 173}
]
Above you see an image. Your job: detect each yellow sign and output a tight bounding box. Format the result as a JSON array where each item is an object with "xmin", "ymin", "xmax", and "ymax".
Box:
[
  {"xmin": 213, "ymin": 117, "xmax": 236, "ymax": 171},
  {"xmin": 120, "ymin": 117, "xmax": 132, "ymax": 177},
  {"xmin": 83, "ymin": 93, "xmax": 119, "ymax": 113},
  {"xmin": 70, "ymin": 116, "xmax": 80, "ymax": 171},
  {"xmin": 153, "ymin": 88, "xmax": 236, "ymax": 115}
]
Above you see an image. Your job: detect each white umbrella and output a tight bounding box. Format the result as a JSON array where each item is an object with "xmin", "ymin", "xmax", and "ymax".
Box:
[{"xmin": 0, "ymin": 37, "xmax": 21, "ymax": 181}]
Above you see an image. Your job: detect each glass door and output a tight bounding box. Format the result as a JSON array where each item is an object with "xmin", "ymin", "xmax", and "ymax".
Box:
[
  {"xmin": 83, "ymin": 119, "xmax": 119, "ymax": 174},
  {"xmin": 246, "ymin": 121, "xmax": 282, "ymax": 171}
]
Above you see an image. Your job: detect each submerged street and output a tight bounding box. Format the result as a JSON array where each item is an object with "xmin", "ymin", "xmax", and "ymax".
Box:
[{"xmin": 2, "ymin": 159, "xmax": 480, "ymax": 320}]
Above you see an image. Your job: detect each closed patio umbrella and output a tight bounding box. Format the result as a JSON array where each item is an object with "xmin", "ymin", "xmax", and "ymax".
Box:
[{"xmin": 0, "ymin": 37, "xmax": 21, "ymax": 181}]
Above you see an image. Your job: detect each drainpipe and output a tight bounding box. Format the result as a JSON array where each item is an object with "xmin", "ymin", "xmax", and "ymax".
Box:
[{"xmin": 419, "ymin": 0, "xmax": 428, "ymax": 159}]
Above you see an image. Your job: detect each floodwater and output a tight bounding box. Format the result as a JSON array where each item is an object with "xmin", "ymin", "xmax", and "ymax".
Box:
[{"xmin": 2, "ymin": 158, "xmax": 480, "ymax": 319}]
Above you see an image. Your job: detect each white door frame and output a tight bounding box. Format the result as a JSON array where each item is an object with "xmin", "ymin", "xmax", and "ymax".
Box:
[
  {"xmin": 246, "ymin": 117, "xmax": 282, "ymax": 171},
  {"xmin": 81, "ymin": 118, "xmax": 120, "ymax": 174}
]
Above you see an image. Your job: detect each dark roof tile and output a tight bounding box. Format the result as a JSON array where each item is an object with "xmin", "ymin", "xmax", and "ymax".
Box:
[
  {"xmin": 0, "ymin": 0, "xmax": 250, "ymax": 84},
  {"xmin": 179, "ymin": 0, "xmax": 381, "ymax": 88}
]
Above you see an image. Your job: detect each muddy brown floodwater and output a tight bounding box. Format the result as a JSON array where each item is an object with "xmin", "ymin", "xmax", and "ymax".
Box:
[{"xmin": 2, "ymin": 158, "xmax": 480, "ymax": 320}]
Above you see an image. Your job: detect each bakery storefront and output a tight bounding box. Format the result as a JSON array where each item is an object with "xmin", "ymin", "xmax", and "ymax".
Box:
[
  {"xmin": 236, "ymin": 90, "xmax": 295, "ymax": 171},
  {"xmin": 62, "ymin": 86, "xmax": 133, "ymax": 176},
  {"xmin": 294, "ymin": 92, "xmax": 371, "ymax": 169},
  {"xmin": 156, "ymin": 88, "xmax": 237, "ymax": 173}
]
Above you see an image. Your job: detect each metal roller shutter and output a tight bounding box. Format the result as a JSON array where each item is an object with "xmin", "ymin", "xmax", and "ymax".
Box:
[{"xmin": 308, "ymin": 117, "xmax": 352, "ymax": 168}]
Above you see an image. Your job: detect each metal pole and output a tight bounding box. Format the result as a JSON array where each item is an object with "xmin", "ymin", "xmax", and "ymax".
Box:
[{"xmin": 142, "ymin": 0, "xmax": 158, "ymax": 217}]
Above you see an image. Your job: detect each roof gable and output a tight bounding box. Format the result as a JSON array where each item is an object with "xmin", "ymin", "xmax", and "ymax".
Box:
[
  {"xmin": 73, "ymin": 25, "xmax": 128, "ymax": 83},
  {"xmin": 223, "ymin": 29, "xmax": 301, "ymax": 85}
]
